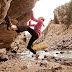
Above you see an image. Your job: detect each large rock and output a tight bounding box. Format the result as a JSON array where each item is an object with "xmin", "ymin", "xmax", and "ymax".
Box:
[
  {"xmin": 32, "ymin": 1, "xmax": 72, "ymax": 50},
  {"xmin": 0, "ymin": 0, "xmax": 38, "ymax": 49},
  {"xmin": 45, "ymin": 24, "xmax": 66, "ymax": 41},
  {"xmin": 33, "ymin": 23, "xmax": 72, "ymax": 50},
  {"xmin": 32, "ymin": 23, "xmax": 67, "ymax": 50},
  {"xmin": 0, "ymin": 48, "xmax": 8, "ymax": 59},
  {"xmin": 8, "ymin": 0, "xmax": 38, "ymax": 25},
  {"xmin": 11, "ymin": 32, "xmax": 27, "ymax": 52},
  {"xmin": 0, "ymin": 24, "xmax": 17, "ymax": 49},
  {"xmin": 0, "ymin": 0, "xmax": 12, "ymax": 24},
  {"xmin": 54, "ymin": 0, "xmax": 72, "ymax": 28},
  {"xmin": 47, "ymin": 28, "xmax": 72, "ymax": 50}
]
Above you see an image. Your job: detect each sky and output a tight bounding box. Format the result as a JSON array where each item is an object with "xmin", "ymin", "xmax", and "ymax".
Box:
[{"xmin": 26, "ymin": 0, "xmax": 71, "ymax": 34}]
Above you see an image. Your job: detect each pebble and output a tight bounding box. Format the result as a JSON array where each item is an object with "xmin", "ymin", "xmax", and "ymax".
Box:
[
  {"xmin": 60, "ymin": 52, "xmax": 64, "ymax": 54},
  {"xmin": 44, "ymin": 55, "xmax": 48, "ymax": 58},
  {"xmin": 56, "ymin": 53, "xmax": 59, "ymax": 54}
]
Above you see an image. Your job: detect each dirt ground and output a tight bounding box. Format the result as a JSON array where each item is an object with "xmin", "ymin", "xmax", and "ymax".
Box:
[
  {"xmin": 0, "ymin": 58, "xmax": 72, "ymax": 72},
  {"xmin": 0, "ymin": 50, "xmax": 72, "ymax": 72}
]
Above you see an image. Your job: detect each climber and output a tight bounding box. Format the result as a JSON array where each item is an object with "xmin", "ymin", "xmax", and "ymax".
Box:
[
  {"xmin": 4, "ymin": 15, "xmax": 39, "ymax": 58},
  {"xmin": 6, "ymin": 24, "xmax": 39, "ymax": 58},
  {"xmin": 29, "ymin": 10, "xmax": 45, "ymax": 37},
  {"xmin": 5, "ymin": 10, "xmax": 45, "ymax": 58}
]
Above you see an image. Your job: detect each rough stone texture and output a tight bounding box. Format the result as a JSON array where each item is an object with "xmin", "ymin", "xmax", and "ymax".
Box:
[
  {"xmin": 54, "ymin": 0, "xmax": 72, "ymax": 28},
  {"xmin": 32, "ymin": 23, "xmax": 67, "ymax": 50},
  {"xmin": 0, "ymin": 24, "xmax": 17, "ymax": 49},
  {"xmin": 33, "ymin": 24, "xmax": 72, "ymax": 50},
  {"xmin": 34, "ymin": 25, "xmax": 72, "ymax": 50},
  {"xmin": 32, "ymin": 43, "xmax": 49, "ymax": 50},
  {"xmin": 11, "ymin": 32, "xmax": 27, "ymax": 52},
  {"xmin": 0, "ymin": 0, "xmax": 12, "ymax": 24},
  {"xmin": 0, "ymin": 48, "xmax": 8, "ymax": 59},
  {"xmin": 0, "ymin": 59, "xmax": 72, "ymax": 72},
  {"xmin": 45, "ymin": 24, "xmax": 66, "ymax": 42},
  {"xmin": 0, "ymin": 1, "xmax": 72, "ymax": 72},
  {"xmin": 32, "ymin": 1, "xmax": 72, "ymax": 51},
  {"xmin": 0, "ymin": 0, "xmax": 38, "ymax": 49},
  {"xmin": 68, "ymin": 23, "xmax": 72, "ymax": 29},
  {"xmin": 8, "ymin": 0, "xmax": 38, "ymax": 25},
  {"xmin": 47, "ymin": 28, "xmax": 72, "ymax": 50}
]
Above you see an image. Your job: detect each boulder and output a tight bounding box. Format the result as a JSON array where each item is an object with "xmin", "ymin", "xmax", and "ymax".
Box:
[
  {"xmin": 54, "ymin": 0, "xmax": 72, "ymax": 28},
  {"xmin": 0, "ymin": 48, "xmax": 8, "ymax": 59},
  {"xmin": 45, "ymin": 24, "xmax": 66, "ymax": 42},
  {"xmin": 0, "ymin": 0, "xmax": 38, "ymax": 49},
  {"xmin": 0, "ymin": 0, "xmax": 12, "ymax": 24},
  {"xmin": 47, "ymin": 28, "xmax": 72, "ymax": 50}
]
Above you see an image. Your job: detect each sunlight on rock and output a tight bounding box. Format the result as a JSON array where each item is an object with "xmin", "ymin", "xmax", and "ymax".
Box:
[
  {"xmin": 0, "ymin": 0, "xmax": 72, "ymax": 72},
  {"xmin": 32, "ymin": 44, "xmax": 49, "ymax": 50}
]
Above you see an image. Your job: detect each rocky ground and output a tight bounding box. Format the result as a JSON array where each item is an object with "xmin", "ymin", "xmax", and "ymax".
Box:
[
  {"xmin": 0, "ymin": 21, "xmax": 72, "ymax": 72},
  {"xmin": 0, "ymin": 48, "xmax": 72, "ymax": 72},
  {"xmin": 0, "ymin": 59, "xmax": 72, "ymax": 72},
  {"xmin": 0, "ymin": 0, "xmax": 72, "ymax": 72}
]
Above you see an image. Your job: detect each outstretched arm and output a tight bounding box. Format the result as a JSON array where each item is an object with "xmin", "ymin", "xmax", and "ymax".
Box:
[
  {"xmin": 29, "ymin": 20, "xmax": 36, "ymax": 27},
  {"xmin": 31, "ymin": 11, "xmax": 39, "ymax": 22}
]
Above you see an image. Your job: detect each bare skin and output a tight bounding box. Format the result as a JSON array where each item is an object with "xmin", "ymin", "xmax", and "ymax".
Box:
[{"xmin": 11, "ymin": 25, "xmax": 18, "ymax": 30}]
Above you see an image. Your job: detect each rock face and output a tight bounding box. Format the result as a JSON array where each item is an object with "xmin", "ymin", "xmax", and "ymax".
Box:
[
  {"xmin": 32, "ymin": 1, "xmax": 72, "ymax": 50},
  {"xmin": 0, "ymin": 58, "xmax": 72, "ymax": 72},
  {"xmin": 10, "ymin": 0, "xmax": 72, "ymax": 52},
  {"xmin": 0, "ymin": 0, "xmax": 38, "ymax": 49},
  {"xmin": 0, "ymin": 1, "xmax": 72, "ymax": 72},
  {"xmin": 47, "ymin": 27, "xmax": 72, "ymax": 50},
  {"xmin": 0, "ymin": 48, "xmax": 8, "ymax": 60},
  {"xmin": 0, "ymin": 24, "xmax": 17, "ymax": 49},
  {"xmin": 11, "ymin": 32, "xmax": 27, "ymax": 52},
  {"xmin": 0, "ymin": 0, "xmax": 72, "ymax": 53},
  {"xmin": 8, "ymin": 0, "xmax": 38, "ymax": 25},
  {"xmin": 0, "ymin": 0, "xmax": 12, "ymax": 24},
  {"xmin": 54, "ymin": 0, "xmax": 72, "ymax": 28}
]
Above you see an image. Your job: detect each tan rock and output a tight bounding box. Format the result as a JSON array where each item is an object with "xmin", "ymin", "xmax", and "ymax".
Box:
[
  {"xmin": 0, "ymin": 48, "xmax": 8, "ymax": 59},
  {"xmin": 0, "ymin": 0, "xmax": 12, "ymax": 23},
  {"xmin": 54, "ymin": 0, "xmax": 72, "ymax": 27},
  {"xmin": 32, "ymin": 43, "xmax": 49, "ymax": 50},
  {"xmin": 45, "ymin": 24, "xmax": 66, "ymax": 42},
  {"xmin": 47, "ymin": 28, "xmax": 72, "ymax": 50},
  {"xmin": 0, "ymin": 0, "xmax": 38, "ymax": 49},
  {"xmin": 68, "ymin": 24, "xmax": 72, "ymax": 29},
  {"xmin": 0, "ymin": 48, "xmax": 6, "ymax": 54}
]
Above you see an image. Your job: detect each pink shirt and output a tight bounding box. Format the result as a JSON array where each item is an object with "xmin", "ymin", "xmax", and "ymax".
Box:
[{"xmin": 29, "ymin": 12, "xmax": 43, "ymax": 37}]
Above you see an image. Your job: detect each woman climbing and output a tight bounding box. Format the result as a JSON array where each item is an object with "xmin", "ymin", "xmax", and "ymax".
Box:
[
  {"xmin": 4, "ymin": 10, "xmax": 45, "ymax": 58},
  {"xmin": 4, "ymin": 15, "xmax": 39, "ymax": 58},
  {"xmin": 10, "ymin": 24, "xmax": 39, "ymax": 58},
  {"xmin": 29, "ymin": 10, "xmax": 45, "ymax": 37}
]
